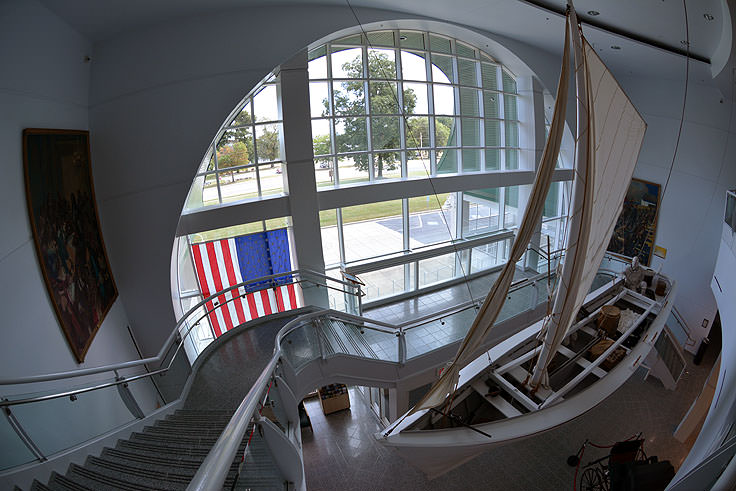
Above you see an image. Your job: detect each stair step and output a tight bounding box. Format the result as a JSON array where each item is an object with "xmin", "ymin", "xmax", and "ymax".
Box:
[
  {"xmin": 143, "ymin": 425, "xmax": 229, "ymax": 437},
  {"xmin": 29, "ymin": 480, "xmax": 52, "ymax": 491},
  {"xmin": 46, "ymin": 471, "xmax": 95, "ymax": 491},
  {"xmin": 66, "ymin": 464, "xmax": 158, "ymax": 491}
]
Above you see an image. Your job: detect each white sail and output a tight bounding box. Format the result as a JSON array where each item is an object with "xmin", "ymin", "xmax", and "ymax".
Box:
[
  {"xmin": 404, "ymin": 15, "xmax": 572, "ymax": 415},
  {"xmin": 529, "ymin": 32, "xmax": 647, "ymax": 387}
]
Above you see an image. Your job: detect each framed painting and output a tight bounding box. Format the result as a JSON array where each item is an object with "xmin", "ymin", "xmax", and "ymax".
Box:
[
  {"xmin": 607, "ymin": 178, "xmax": 661, "ymax": 266},
  {"xmin": 23, "ymin": 129, "xmax": 117, "ymax": 363}
]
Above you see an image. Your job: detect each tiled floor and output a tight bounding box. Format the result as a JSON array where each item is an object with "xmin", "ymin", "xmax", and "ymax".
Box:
[{"xmin": 301, "ymin": 347, "xmax": 718, "ymax": 490}]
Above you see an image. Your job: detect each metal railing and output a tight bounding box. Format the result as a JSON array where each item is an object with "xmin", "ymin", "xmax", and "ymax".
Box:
[{"xmin": 0, "ymin": 268, "xmax": 361, "ymax": 470}]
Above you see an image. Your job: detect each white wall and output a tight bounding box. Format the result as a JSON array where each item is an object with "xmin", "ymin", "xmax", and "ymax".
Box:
[{"xmin": 0, "ymin": 0, "xmax": 160, "ymax": 466}]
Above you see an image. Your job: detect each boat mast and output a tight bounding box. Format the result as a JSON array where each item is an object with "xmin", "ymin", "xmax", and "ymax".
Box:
[{"xmin": 528, "ymin": 0, "xmax": 592, "ymax": 389}]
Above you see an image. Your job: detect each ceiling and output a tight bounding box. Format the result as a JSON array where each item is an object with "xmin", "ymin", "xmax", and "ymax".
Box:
[{"xmin": 39, "ymin": 0, "xmax": 728, "ymax": 79}]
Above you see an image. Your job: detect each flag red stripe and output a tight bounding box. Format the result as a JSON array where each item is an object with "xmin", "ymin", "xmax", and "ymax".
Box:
[
  {"xmin": 287, "ymin": 283, "xmax": 298, "ymax": 309},
  {"xmin": 274, "ymin": 287, "xmax": 285, "ymax": 312},
  {"xmin": 191, "ymin": 244, "xmax": 222, "ymax": 337},
  {"xmin": 220, "ymin": 239, "xmax": 246, "ymax": 325},
  {"xmin": 205, "ymin": 241, "xmax": 234, "ymax": 332},
  {"xmin": 246, "ymin": 292, "xmax": 259, "ymax": 319}
]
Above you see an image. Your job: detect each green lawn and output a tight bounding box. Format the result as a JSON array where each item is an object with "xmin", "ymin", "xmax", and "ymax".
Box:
[{"xmin": 319, "ymin": 193, "xmax": 450, "ymax": 227}]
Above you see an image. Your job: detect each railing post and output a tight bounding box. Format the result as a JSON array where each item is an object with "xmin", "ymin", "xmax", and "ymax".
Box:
[
  {"xmin": 2, "ymin": 399, "xmax": 46, "ymax": 462},
  {"xmin": 398, "ymin": 330, "xmax": 407, "ymax": 365}
]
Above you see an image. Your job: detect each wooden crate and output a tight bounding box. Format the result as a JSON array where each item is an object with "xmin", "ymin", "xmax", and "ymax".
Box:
[{"xmin": 318, "ymin": 384, "xmax": 350, "ymax": 415}]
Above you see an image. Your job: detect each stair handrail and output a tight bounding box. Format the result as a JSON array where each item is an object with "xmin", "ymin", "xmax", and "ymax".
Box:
[
  {"xmin": 187, "ymin": 309, "xmax": 332, "ymax": 490},
  {"xmin": 0, "ymin": 268, "xmax": 358, "ymax": 386}
]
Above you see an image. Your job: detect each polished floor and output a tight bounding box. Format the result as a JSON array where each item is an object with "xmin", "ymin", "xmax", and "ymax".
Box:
[{"xmin": 301, "ymin": 347, "xmax": 717, "ymax": 490}]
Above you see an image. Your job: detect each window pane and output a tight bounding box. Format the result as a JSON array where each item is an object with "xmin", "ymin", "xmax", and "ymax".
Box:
[
  {"xmin": 373, "ymin": 152, "xmax": 401, "ymax": 180},
  {"xmin": 462, "ymin": 188, "xmax": 500, "ymax": 237},
  {"xmin": 485, "ymin": 149, "xmax": 500, "ymax": 171},
  {"xmin": 332, "ymin": 47, "xmax": 363, "ymax": 78},
  {"xmin": 481, "ymin": 63, "xmax": 498, "ymax": 90},
  {"xmin": 369, "ymin": 81, "xmax": 399, "ymax": 114},
  {"xmin": 505, "ymin": 149, "xmax": 519, "ymax": 170},
  {"xmin": 312, "ymin": 119, "xmax": 331, "ymax": 155},
  {"xmin": 502, "ymin": 70, "xmax": 517, "ymax": 93},
  {"xmin": 335, "ymin": 117, "xmax": 368, "ymax": 152},
  {"xmin": 504, "ymin": 94, "xmax": 518, "ymax": 120},
  {"xmin": 230, "ymin": 104, "xmax": 252, "ymax": 127},
  {"xmin": 219, "ymin": 167, "xmax": 259, "ymax": 203},
  {"xmin": 371, "ymin": 116, "xmax": 400, "ymax": 150},
  {"xmin": 435, "ymin": 116, "xmax": 456, "ymax": 146},
  {"xmin": 342, "ymin": 199, "xmax": 404, "ymax": 262},
  {"xmin": 409, "ymin": 193, "xmax": 454, "ymax": 247},
  {"xmin": 336, "ymin": 155, "xmax": 369, "ymax": 185},
  {"xmin": 255, "ymin": 123, "xmax": 282, "ymax": 163},
  {"xmin": 459, "ymin": 88, "xmax": 480, "ymax": 116},
  {"xmin": 309, "ymin": 82, "xmax": 329, "ymax": 118},
  {"xmin": 429, "ymin": 34, "xmax": 452, "ymax": 54},
  {"xmin": 485, "ymin": 120, "xmax": 501, "ymax": 147},
  {"xmin": 253, "ymin": 85, "xmax": 279, "ymax": 122},
  {"xmin": 335, "ymin": 34, "xmax": 362, "ymax": 45},
  {"xmin": 504, "ymin": 185, "xmax": 520, "ymax": 227},
  {"xmin": 367, "ymin": 48, "xmax": 397, "ymax": 79},
  {"xmin": 217, "ymin": 129, "xmax": 253, "ymax": 169},
  {"xmin": 471, "ymin": 242, "xmax": 503, "ymax": 273},
  {"xmin": 456, "ymin": 42, "xmax": 476, "ymax": 59},
  {"xmin": 431, "ymin": 54, "xmax": 454, "ymax": 83},
  {"xmin": 400, "ymin": 31, "xmax": 424, "ymax": 50},
  {"xmin": 433, "ymin": 84, "xmax": 455, "ymax": 115},
  {"xmin": 401, "ymin": 51, "xmax": 427, "ymax": 81},
  {"xmin": 462, "ymin": 149, "xmax": 481, "ymax": 172},
  {"xmin": 367, "ymin": 31, "xmax": 395, "ymax": 47},
  {"xmin": 314, "ymin": 156, "xmax": 335, "ymax": 188},
  {"xmin": 461, "ymin": 118, "xmax": 480, "ymax": 147},
  {"xmin": 544, "ymin": 181, "xmax": 561, "ymax": 219},
  {"xmin": 419, "ymin": 252, "xmax": 461, "ymax": 288},
  {"xmin": 362, "ymin": 265, "xmax": 407, "ymax": 301},
  {"xmin": 333, "ymin": 80, "xmax": 365, "ymax": 115},
  {"xmin": 436, "ymin": 148, "xmax": 458, "ymax": 174},
  {"xmin": 308, "ymin": 47, "xmax": 327, "ymax": 76},
  {"xmin": 403, "ymin": 82, "xmax": 428, "ymax": 114},
  {"xmin": 258, "ymin": 163, "xmax": 285, "ymax": 198},
  {"xmin": 319, "ymin": 209, "xmax": 341, "ymax": 266},
  {"xmin": 483, "ymin": 91, "xmax": 499, "ymax": 118},
  {"xmin": 457, "ymin": 58, "xmax": 478, "ymax": 86},
  {"xmin": 406, "ymin": 116, "xmax": 430, "ymax": 149},
  {"xmin": 407, "ymin": 154, "xmax": 430, "ymax": 178},
  {"xmin": 505, "ymin": 121, "xmax": 519, "ymax": 147}
]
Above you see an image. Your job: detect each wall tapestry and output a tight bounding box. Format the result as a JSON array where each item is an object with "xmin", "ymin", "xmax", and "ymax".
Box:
[
  {"xmin": 607, "ymin": 177, "xmax": 661, "ymax": 266},
  {"xmin": 23, "ymin": 129, "xmax": 117, "ymax": 363}
]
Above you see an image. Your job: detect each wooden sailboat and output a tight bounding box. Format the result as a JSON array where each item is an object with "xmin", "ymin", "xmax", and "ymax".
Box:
[{"xmin": 377, "ymin": 3, "xmax": 676, "ymax": 478}]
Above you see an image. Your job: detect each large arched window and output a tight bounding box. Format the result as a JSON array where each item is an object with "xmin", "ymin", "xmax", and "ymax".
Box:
[
  {"xmin": 174, "ymin": 24, "xmax": 571, "ymax": 362},
  {"xmin": 308, "ymin": 30, "xmax": 521, "ymax": 188}
]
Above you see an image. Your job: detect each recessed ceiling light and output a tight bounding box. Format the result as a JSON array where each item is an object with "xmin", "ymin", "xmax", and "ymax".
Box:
[
  {"xmin": 704, "ymin": 13, "xmax": 715, "ymax": 21},
  {"xmin": 611, "ymin": 45, "xmax": 621, "ymax": 50},
  {"xmin": 399, "ymin": 35, "xmax": 407, "ymax": 41},
  {"xmin": 588, "ymin": 10, "xmax": 600, "ymax": 16}
]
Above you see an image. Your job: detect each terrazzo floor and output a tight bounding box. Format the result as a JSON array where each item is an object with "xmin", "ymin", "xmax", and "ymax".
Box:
[{"xmin": 301, "ymin": 346, "xmax": 718, "ymax": 490}]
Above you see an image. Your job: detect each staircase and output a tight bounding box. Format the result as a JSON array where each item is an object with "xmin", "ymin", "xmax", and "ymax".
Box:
[{"xmin": 28, "ymin": 409, "xmax": 287, "ymax": 491}]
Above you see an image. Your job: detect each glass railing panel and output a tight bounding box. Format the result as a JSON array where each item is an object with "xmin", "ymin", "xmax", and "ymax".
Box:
[
  {"xmin": 357, "ymin": 327, "xmax": 400, "ymax": 362},
  {"xmin": 10, "ymin": 383, "xmax": 137, "ymax": 457},
  {"xmin": 405, "ymin": 306, "xmax": 477, "ymax": 359},
  {"xmin": 418, "ymin": 251, "xmax": 467, "ymax": 289},
  {"xmin": 263, "ymin": 385, "xmax": 289, "ymax": 434},
  {"xmin": 281, "ymin": 323, "xmax": 321, "ymax": 371},
  {"xmin": 0, "ymin": 412, "xmax": 37, "ymax": 470},
  {"xmin": 470, "ymin": 241, "xmax": 505, "ymax": 273},
  {"xmin": 666, "ymin": 311, "xmax": 690, "ymax": 348},
  {"xmin": 497, "ymin": 281, "xmax": 537, "ymax": 323}
]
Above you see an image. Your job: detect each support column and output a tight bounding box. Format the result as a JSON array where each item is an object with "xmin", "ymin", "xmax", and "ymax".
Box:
[{"xmin": 280, "ymin": 50, "xmax": 329, "ymax": 308}]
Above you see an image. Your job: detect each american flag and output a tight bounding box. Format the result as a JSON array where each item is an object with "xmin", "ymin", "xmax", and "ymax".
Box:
[{"xmin": 191, "ymin": 232, "xmax": 301, "ymax": 337}]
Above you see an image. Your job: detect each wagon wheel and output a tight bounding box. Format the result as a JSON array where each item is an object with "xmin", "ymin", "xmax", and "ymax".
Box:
[{"xmin": 580, "ymin": 468, "xmax": 605, "ymax": 491}]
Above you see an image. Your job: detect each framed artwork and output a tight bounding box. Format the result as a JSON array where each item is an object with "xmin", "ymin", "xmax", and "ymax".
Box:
[
  {"xmin": 23, "ymin": 129, "xmax": 117, "ymax": 363},
  {"xmin": 607, "ymin": 178, "xmax": 661, "ymax": 266}
]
